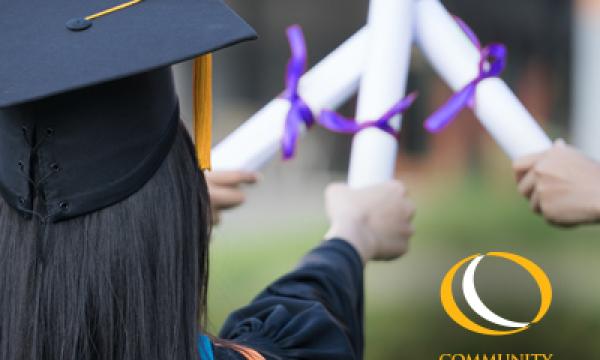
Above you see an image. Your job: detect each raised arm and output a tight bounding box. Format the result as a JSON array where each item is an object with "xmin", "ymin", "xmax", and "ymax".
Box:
[{"xmin": 218, "ymin": 180, "xmax": 415, "ymax": 359}]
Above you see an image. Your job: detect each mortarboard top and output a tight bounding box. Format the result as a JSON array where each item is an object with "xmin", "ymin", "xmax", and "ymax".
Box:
[
  {"xmin": 0, "ymin": 0, "xmax": 256, "ymax": 222},
  {"xmin": 0, "ymin": 0, "xmax": 256, "ymax": 108}
]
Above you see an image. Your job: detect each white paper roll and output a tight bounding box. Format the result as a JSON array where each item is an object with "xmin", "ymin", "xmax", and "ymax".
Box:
[
  {"xmin": 347, "ymin": 0, "xmax": 414, "ymax": 188},
  {"xmin": 415, "ymin": 0, "xmax": 552, "ymax": 159},
  {"xmin": 572, "ymin": 11, "xmax": 600, "ymax": 161},
  {"xmin": 211, "ymin": 28, "xmax": 368, "ymax": 171}
]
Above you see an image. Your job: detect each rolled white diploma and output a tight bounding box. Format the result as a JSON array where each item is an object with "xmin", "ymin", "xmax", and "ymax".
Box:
[
  {"xmin": 415, "ymin": 0, "xmax": 552, "ymax": 160},
  {"xmin": 211, "ymin": 28, "xmax": 368, "ymax": 171},
  {"xmin": 347, "ymin": 0, "xmax": 414, "ymax": 188}
]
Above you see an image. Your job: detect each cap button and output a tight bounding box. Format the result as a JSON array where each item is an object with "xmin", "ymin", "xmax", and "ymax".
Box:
[{"xmin": 66, "ymin": 18, "xmax": 92, "ymax": 31}]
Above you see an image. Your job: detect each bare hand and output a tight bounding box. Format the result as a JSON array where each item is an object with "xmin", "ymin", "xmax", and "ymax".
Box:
[
  {"xmin": 513, "ymin": 139, "xmax": 600, "ymax": 226},
  {"xmin": 324, "ymin": 181, "xmax": 415, "ymax": 264},
  {"xmin": 205, "ymin": 170, "xmax": 258, "ymax": 225}
]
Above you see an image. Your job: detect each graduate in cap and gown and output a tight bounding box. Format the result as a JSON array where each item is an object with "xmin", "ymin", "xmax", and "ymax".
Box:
[{"xmin": 0, "ymin": 1, "xmax": 416, "ymax": 359}]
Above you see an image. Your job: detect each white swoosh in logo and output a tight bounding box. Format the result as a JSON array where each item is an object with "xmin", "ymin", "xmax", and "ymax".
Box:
[{"xmin": 462, "ymin": 255, "xmax": 529, "ymax": 328}]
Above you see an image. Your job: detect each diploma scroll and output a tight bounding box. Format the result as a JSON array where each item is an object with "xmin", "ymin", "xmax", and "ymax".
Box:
[
  {"xmin": 212, "ymin": 28, "xmax": 368, "ymax": 171},
  {"xmin": 415, "ymin": 0, "xmax": 552, "ymax": 159},
  {"xmin": 347, "ymin": 0, "xmax": 414, "ymax": 188},
  {"xmin": 214, "ymin": 0, "xmax": 551, "ymax": 172}
]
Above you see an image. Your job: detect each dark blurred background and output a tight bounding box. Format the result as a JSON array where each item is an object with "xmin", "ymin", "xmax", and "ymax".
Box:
[{"xmin": 189, "ymin": 1, "xmax": 600, "ymax": 358}]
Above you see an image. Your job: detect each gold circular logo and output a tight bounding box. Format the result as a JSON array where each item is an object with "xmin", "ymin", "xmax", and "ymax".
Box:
[{"xmin": 440, "ymin": 252, "xmax": 552, "ymax": 336}]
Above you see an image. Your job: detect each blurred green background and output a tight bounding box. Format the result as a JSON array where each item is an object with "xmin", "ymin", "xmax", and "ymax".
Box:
[
  {"xmin": 206, "ymin": 166, "xmax": 600, "ymax": 359},
  {"xmin": 194, "ymin": 0, "xmax": 600, "ymax": 358}
]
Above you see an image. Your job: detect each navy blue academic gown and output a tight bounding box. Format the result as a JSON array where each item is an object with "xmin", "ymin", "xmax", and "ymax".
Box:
[{"xmin": 216, "ymin": 239, "xmax": 364, "ymax": 360}]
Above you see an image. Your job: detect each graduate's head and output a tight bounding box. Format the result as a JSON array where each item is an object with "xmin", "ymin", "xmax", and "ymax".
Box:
[
  {"xmin": 0, "ymin": 1, "xmax": 256, "ymax": 359},
  {"xmin": 0, "ymin": 106, "xmax": 211, "ymax": 359}
]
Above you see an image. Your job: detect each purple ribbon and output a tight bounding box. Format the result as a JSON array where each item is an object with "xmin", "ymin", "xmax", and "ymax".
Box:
[
  {"xmin": 424, "ymin": 17, "xmax": 507, "ymax": 133},
  {"xmin": 318, "ymin": 92, "xmax": 418, "ymax": 137},
  {"xmin": 281, "ymin": 25, "xmax": 315, "ymax": 160}
]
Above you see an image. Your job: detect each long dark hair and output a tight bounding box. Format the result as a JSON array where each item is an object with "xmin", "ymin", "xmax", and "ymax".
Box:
[{"xmin": 0, "ymin": 123, "xmax": 211, "ymax": 360}]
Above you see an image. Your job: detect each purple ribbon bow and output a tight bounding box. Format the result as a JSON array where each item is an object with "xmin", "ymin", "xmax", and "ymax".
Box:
[
  {"xmin": 424, "ymin": 17, "xmax": 507, "ymax": 133},
  {"xmin": 318, "ymin": 92, "xmax": 418, "ymax": 137},
  {"xmin": 281, "ymin": 25, "xmax": 315, "ymax": 160}
]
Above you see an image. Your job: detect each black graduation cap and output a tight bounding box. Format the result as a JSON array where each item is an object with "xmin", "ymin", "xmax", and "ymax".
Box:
[{"xmin": 0, "ymin": 0, "xmax": 256, "ymax": 222}]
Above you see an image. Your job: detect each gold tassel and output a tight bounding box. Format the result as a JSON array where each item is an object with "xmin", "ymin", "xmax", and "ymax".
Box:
[{"xmin": 193, "ymin": 54, "xmax": 213, "ymax": 170}]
